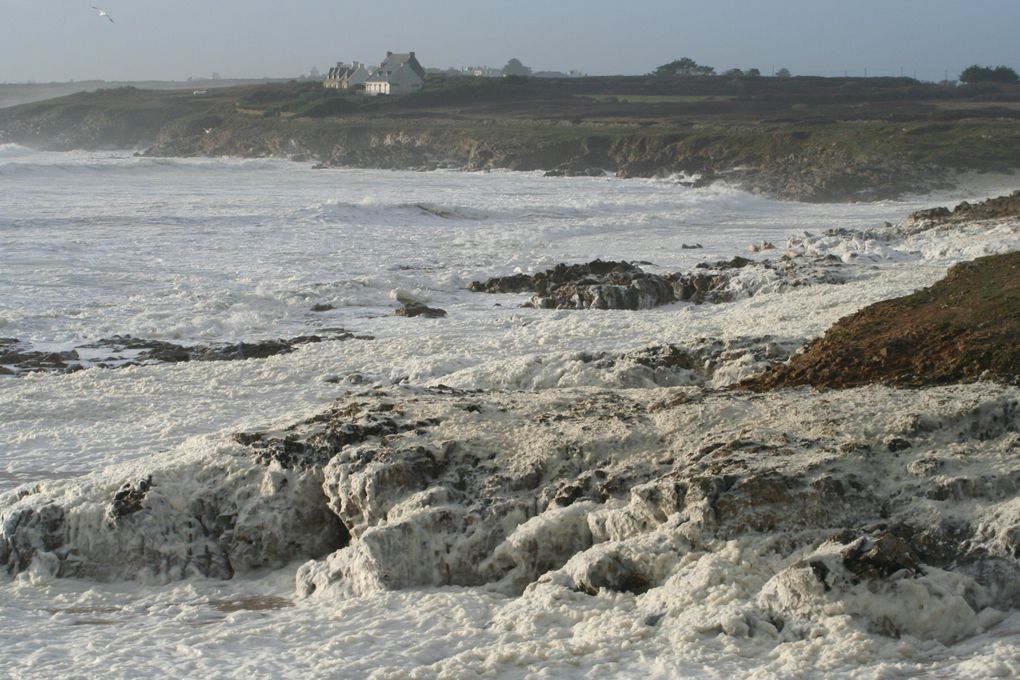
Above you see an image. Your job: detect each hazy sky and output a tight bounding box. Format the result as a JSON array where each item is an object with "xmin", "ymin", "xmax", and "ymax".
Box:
[{"xmin": 2, "ymin": 0, "xmax": 1019, "ymax": 83}]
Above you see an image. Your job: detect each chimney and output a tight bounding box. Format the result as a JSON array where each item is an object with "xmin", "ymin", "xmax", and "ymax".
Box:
[{"xmin": 387, "ymin": 51, "xmax": 393, "ymax": 57}]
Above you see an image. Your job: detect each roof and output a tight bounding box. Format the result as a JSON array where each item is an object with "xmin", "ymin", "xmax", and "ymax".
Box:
[
  {"xmin": 326, "ymin": 62, "xmax": 369, "ymax": 82},
  {"xmin": 378, "ymin": 51, "xmax": 426, "ymax": 80}
]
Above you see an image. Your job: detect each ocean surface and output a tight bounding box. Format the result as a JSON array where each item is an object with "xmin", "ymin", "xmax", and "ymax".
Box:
[{"xmin": 2, "ymin": 144, "xmax": 1019, "ymax": 678}]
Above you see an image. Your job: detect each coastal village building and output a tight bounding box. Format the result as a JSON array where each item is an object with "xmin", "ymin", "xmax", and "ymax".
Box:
[
  {"xmin": 364, "ymin": 52, "xmax": 426, "ymax": 96},
  {"xmin": 323, "ymin": 61, "xmax": 371, "ymax": 90}
]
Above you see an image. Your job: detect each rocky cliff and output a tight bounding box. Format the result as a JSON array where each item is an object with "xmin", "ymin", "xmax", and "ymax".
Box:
[
  {"xmin": 144, "ymin": 117, "xmax": 951, "ymax": 202},
  {"xmin": 4, "ymin": 83, "xmax": 1014, "ymax": 202}
]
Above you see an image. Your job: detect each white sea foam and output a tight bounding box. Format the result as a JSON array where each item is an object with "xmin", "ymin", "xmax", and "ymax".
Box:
[{"xmin": 1, "ymin": 150, "xmax": 1019, "ymax": 678}]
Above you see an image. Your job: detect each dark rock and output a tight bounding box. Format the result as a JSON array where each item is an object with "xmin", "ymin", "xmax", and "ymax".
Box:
[
  {"xmin": 841, "ymin": 532, "xmax": 922, "ymax": 580},
  {"xmin": 198, "ymin": 340, "xmax": 293, "ymax": 361},
  {"xmin": 644, "ymin": 613, "xmax": 666, "ymax": 627},
  {"xmin": 0, "ymin": 341, "xmax": 81, "ymax": 374},
  {"xmin": 311, "ymin": 303, "xmax": 335, "ymax": 312},
  {"xmin": 0, "ymin": 330, "xmax": 364, "ymax": 377},
  {"xmin": 108, "ymin": 476, "xmax": 153, "ymax": 520},
  {"xmin": 665, "ymin": 271, "xmax": 733, "ymax": 304},
  {"xmin": 147, "ymin": 348, "xmax": 192, "ymax": 363},
  {"xmin": 809, "ymin": 559, "xmax": 832, "ymax": 591},
  {"xmin": 468, "ymin": 272, "xmax": 534, "ymax": 294},
  {"xmin": 1, "ymin": 503, "xmax": 67, "ymax": 574},
  {"xmin": 395, "ymin": 303, "xmax": 448, "ymax": 318},
  {"xmin": 553, "ymin": 484, "xmax": 584, "ymax": 507},
  {"xmin": 472, "ymin": 260, "xmax": 684, "ymax": 311},
  {"xmin": 887, "ymin": 438, "xmax": 912, "ymax": 452},
  {"xmin": 905, "ymin": 191, "xmax": 1020, "ymax": 226},
  {"xmin": 235, "ymin": 402, "xmax": 439, "ymax": 469},
  {"xmin": 575, "ymin": 552, "xmax": 652, "ymax": 595},
  {"xmin": 470, "ymin": 254, "xmax": 821, "ymax": 310},
  {"xmin": 697, "ymin": 256, "xmax": 753, "ymax": 270}
]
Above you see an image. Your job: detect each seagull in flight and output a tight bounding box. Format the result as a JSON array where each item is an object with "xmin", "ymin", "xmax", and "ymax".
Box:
[{"xmin": 91, "ymin": 6, "xmax": 115, "ymax": 23}]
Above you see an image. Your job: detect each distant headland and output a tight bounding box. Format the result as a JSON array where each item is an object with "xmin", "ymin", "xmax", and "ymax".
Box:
[{"xmin": 2, "ymin": 66, "xmax": 1019, "ymax": 202}]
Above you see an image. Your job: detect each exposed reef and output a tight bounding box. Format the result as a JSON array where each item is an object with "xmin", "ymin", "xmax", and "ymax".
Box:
[
  {"xmin": 0, "ymin": 332, "xmax": 370, "ymax": 377},
  {"xmin": 469, "ymin": 255, "xmax": 848, "ymax": 310}
]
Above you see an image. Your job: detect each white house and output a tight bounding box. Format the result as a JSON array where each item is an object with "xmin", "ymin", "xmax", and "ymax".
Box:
[
  {"xmin": 323, "ymin": 61, "xmax": 371, "ymax": 90},
  {"xmin": 364, "ymin": 51, "xmax": 426, "ymax": 96}
]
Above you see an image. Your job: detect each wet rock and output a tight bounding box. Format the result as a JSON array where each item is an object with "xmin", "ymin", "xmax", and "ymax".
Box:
[
  {"xmin": 841, "ymin": 533, "xmax": 922, "ymax": 580},
  {"xmin": 544, "ymin": 166, "xmax": 605, "ymax": 178},
  {"xmin": 146, "ymin": 347, "xmax": 191, "ymax": 363},
  {"xmin": 395, "ymin": 303, "xmax": 447, "ymax": 318},
  {"xmin": 3, "ymin": 461, "xmax": 343, "ymax": 582},
  {"xmin": 108, "ymin": 476, "xmax": 153, "ymax": 520},
  {"xmin": 572, "ymin": 550, "xmax": 652, "ymax": 595},
  {"xmin": 198, "ymin": 339, "xmax": 296, "ymax": 361},
  {"xmin": 467, "ymin": 255, "xmax": 832, "ymax": 311},
  {"xmin": 468, "ymin": 272, "xmax": 534, "ymax": 294},
  {"xmin": 311, "ymin": 303, "xmax": 335, "ymax": 312},
  {"xmin": 1, "ymin": 503, "xmax": 67, "ymax": 575},
  {"xmin": 0, "ymin": 341, "xmax": 82, "ymax": 374},
  {"xmin": 471, "ymin": 260, "xmax": 681, "ymax": 311},
  {"xmin": 233, "ymin": 401, "xmax": 440, "ymax": 469},
  {"xmin": 665, "ymin": 270, "xmax": 733, "ymax": 304},
  {"xmin": 2, "ymin": 331, "xmax": 363, "ymax": 376},
  {"xmin": 903, "ymin": 190, "xmax": 1020, "ymax": 228},
  {"xmin": 886, "ymin": 438, "xmax": 912, "ymax": 452},
  {"xmin": 698, "ymin": 256, "xmax": 753, "ymax": 270}
]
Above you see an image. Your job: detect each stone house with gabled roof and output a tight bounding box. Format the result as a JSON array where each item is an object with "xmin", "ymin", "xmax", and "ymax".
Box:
[
  {"xmin": 365, "ymin": 51, "xmax": 426, "ymax": 96},
  {"xmin": 323, "ymin": 61, "xmax": 371, "ymax": 90}
]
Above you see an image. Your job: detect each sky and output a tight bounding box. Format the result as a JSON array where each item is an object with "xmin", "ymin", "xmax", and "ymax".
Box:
[{"xmin": 1, "ymin": 0, "xmax": 1019, "ymax": 83}]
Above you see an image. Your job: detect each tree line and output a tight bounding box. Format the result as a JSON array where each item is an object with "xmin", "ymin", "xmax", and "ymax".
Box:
[{"xmin": 653, "ymin": 58, "xmax": 787, "ymax": 78}]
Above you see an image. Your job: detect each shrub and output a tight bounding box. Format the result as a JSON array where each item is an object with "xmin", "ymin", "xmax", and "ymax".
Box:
[{"xmin": 960, "ymin": 65, "xmax": 1019, "ymax": 84}]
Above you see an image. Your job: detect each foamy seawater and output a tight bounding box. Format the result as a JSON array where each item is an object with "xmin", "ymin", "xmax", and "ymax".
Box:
[
  {"xmin": 4, "ymin": 145, "xmax": 993, "ymax": 347},
  {"xmin": 2, "ymin": 146, "xmax": 1019, "ymax": 678}
]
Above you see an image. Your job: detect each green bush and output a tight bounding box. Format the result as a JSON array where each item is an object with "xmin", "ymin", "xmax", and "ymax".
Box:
[{"xmin": 960, "ymin": 65, "xmax": 1019, "ymax": 84}]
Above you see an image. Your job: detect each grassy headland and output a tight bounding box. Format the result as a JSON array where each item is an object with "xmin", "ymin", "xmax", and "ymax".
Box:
[{"xmin": 2, "ymin": 75, "xmax": 1020, "ymax": 201}]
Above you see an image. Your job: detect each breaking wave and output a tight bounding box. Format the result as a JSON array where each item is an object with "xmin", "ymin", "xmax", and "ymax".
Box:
[{"xmin": 0, "ymin": 143, "xmax": 34, "ymax": 159}]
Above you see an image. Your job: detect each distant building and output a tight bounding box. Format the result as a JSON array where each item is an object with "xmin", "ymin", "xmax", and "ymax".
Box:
[
  {"xmin": 364, "ymin": 51, "xmax": 426, "ymax": 96},
  {"xmin": 467, "ymin": 66, "xmax": 503, "ymax": 78},
  {"xmin": 323, "ymin": 62, "xmax": 371, "ymax": 90},
  {"xmin": 533, "ymin": 70, "xmax": 586, "ymax": 79}
]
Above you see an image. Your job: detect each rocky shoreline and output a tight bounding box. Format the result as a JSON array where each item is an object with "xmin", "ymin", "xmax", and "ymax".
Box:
[
  {"xmin": 140, "ymin": 121, "xmax": 959, "ymax": 202},
  {"xmin": 1, "ymin": 193, "xmax": 1019, "ymax": 667},
  {"xmin": 3, "ymin": 380, "xmax": 1018, "ymax": 648}
]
